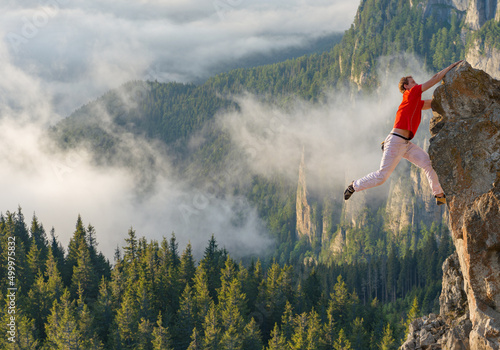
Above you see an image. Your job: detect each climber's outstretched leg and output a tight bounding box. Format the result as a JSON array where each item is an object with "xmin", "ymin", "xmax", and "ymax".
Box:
[
  {"xmin": 344, "ymin": 134, "xmax": 407, "ymax": 200},
  {"xmin": 403, "ymin": 142, "xmax": 446, "ymax": 205}
]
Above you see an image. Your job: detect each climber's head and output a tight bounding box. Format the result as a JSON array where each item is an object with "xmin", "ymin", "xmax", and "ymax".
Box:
[{"xmin": 399, "ymin": 76, "xmax": 417, "ymax": 93}]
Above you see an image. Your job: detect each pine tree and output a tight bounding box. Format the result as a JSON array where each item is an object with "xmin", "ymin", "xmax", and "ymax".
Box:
[
  {"xmin": 402, "ymin": 297, "xmax": 420, "ymax": 342},
  {"xmin": 187, "ymin": 327, "xmax": 203, "ymax": 350},
  {"xmin": 266, "ymin": 323, "xmax": 287, "ymax": 350},
  {"xmin": 151, "ymin": 312, "xmax": 173, "ymax": 350},
  {"xmin": 93, "ymin": 277, "xmax": 113, "ymax": 346},
  {"xmin": 30, "ymin": 214, "xmax": 48, "ymax": 253},
  {"xmin": 71, "ymin": 240, "xmax": 97, "ymax": 300},
  {"xmin": 193, "ymin": 265, "xmax": 212, "ymax": 329},
  {"xmin": 200, "ymin": 235, "xmax": 226, "ymax": 301},
  {"xmin": 280, "ymin": 301, "xmax": 295, "ymax": 343},
  {"xmin": 379, "ymin": 323, "xmax": 396, "ymax": 350},
  {"xmin": 322, "ymin": 296, "xmax": 336, "ymax": 349},
  {"xmin": 14, "ymin": 207, "xmax": 30, "ymax": 248},
  {"xmin": 123, "ymin": 227, "xmax": 138, "ymax": 267},
  {"xmin": 44, "ymin": 289, "xmax": 84, "ymax": 349},
  {"xmin": 12, "ymin": 314, "xmax": 40, "ymax": 350},
  {"xmin": 305, "ymin": 309, "xmax": 323, "ymax": 350},
  {"xmin": 350, "ymin": 317, "xmax": 369, "ymax": 350},
  {"xmin": 218, "ymin": 256, "xmax": 238, "ymax": 305},
  {"xmin": 135, "ymin": 262, "xmax": 155, "ymax": 322},
  {"xmin": 243, "ymin": 259, "xmax": 262, "ymax": 313},
  {"xmin": 169, "ymin": 232, "xmax": 180, "ymax": 268},
  {"xmin": 176, "ymin": 283, "xmax": 196, "ymax": 349},
  {"xmin": 25, "ymin": 237, "xmax": 43, "ymax": 293},
  {"xmin": 114, "ymin": 287, "xmax": 139, "ymax": 349},
  {"xmin": 333, "ymin": 329, "xmax": 352, "ymax": 350},
  {"xmin": 49, "ymin": 228, "xmax": 65, "ymax": 275},
  {"xmin": 202, "ymin": 301, "xmax": 220, "ymax": 350},
  {"xmin": 137, "ymin": 318, "xmax": 153, "ymax": 350},
  {"xmin": 179, "ymin": 241, "xmax": 196, "ymax": 288},
  {"xmin": 86, "ymin": 224, "xmax": 111, "ymax": 281},
  {"xmin": 26, "ymin": 249, "xmax": 63, "ymax": 339},
  {"xmin": 242, "ymin": 317, "xmax": 264, "ymax": 350},
  {"xmin": 289, "ymin": 312, "xmax": 307, "ymax": 350},
  {"xmin": 263, "ymin": 262, "xmax": 293, "ymax": 335},
  {"xmin": 329, "ymin": 275, "xmax": 352, "ymax": 331},
  {"xmin": 218, "ymin": 277, "xmax": 247, "ymax": 349},
  {"xmin": 76, "ymin": 288, "xmax": 104, "ymax": 349},
  {"xmin": 65, "ymin": 215, "xmax": 88, "ymax": 285}
]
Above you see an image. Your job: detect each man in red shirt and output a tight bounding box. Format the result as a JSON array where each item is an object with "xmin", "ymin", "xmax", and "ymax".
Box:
[{"xmin": 344, "ymin": 60, "xmax": 462, "ymax": 205}]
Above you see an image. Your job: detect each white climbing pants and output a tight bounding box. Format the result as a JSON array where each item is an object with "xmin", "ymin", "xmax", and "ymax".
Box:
[{"xmin": 352, "ymin": 134, "xmax": 444, "ymax": 196}]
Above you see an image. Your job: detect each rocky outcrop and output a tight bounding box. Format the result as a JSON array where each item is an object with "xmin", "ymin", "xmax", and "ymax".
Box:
[
  {"xmin": 466, "ymin": 40, "xmax": 500, "ymax": 80},
  {"xmin": 401, "ymin": 253, "xmax": 473, "ymax": 349},
  {"xmin": 427, "ymin": 61, "xmax": 500, "ymax": 349},
  {"xmin": 422, "ymin": 0, "xmax": 500, "ymax": 81},
  {"xmin": 423, "ymin": 0, "xmax": 469, "ymax": 22},
  {"xmin": 464, "ymin": 0, "xmax": 499, "ymax": 30},
  {"xmin": 296, "ymin": 149, "xmax": 316, "ymax": 243}
]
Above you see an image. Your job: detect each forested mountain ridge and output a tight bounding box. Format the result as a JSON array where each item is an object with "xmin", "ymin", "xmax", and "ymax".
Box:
[{"xmin": 50, "ymin": 0, "xmax": 499, "ymax": 265}]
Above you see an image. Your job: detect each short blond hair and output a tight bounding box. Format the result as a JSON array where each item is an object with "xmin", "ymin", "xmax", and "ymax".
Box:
[{"xmin": 399, "ymin": 76, "xmax": 412, "ymax": 94}]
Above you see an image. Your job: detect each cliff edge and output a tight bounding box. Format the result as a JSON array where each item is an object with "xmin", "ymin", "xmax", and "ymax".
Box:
[{"xmin": 428, "ymin": 61, "xmax": 500, "ymax": 349}]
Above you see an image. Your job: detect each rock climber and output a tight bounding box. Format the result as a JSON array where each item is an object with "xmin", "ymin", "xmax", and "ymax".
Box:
[{"xmin": 344, "ymin": 60, "xmax": 463, "ymax": 205}]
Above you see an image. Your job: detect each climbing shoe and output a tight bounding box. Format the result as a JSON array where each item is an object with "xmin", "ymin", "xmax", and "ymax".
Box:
[
  {"xmin": 435, "ymin": 194, "xmax": 446, "ymax": 206},
  {"xmin": 344, "ymin": 182, "xmax": 355, "ymax": 200}
]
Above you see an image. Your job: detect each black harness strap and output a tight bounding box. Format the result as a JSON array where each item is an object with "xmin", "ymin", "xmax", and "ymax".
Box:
[{"xmin": 390, "ymin": 132, "xmax": 411, "ymax": 141}]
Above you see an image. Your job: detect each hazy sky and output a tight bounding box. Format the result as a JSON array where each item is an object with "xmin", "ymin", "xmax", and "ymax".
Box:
[{"xmin": 1, "ymin": 0, "xmax": 359, "ymax": 116}]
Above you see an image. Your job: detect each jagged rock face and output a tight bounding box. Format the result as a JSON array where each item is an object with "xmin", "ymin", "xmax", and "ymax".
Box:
[
  {"xmin": 466, "ymin": 40, "xmax": 500, "ymax": 80},
  {"xmin": 428, "ymin": 61, "xmax": 500, "ymax": 349},
  {"xmin": 440, "ymin": 253, "xmax": 469, "ymax": 318},
  {"xmin": 401, "ymin": 253, "xmax": 472, "ymax": 350},
  {"xmin": 439, "ymin": 253, "xmax": 473, "ymax": 350},
  {"xmin": 465, "ymin": 0, "xmax": 499, "ymax": 30},
  {"xmin": 296, "ymin": 150, "xmax": 316, "ymax": 243},
  {"xmin": 424, "ymin": 0, "xmax": 469, "ymax": 21}
]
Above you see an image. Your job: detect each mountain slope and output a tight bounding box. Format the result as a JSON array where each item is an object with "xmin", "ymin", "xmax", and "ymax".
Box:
[{"xmin": 50, "ymin": 0, "xmax": 500, "ymax": 268}]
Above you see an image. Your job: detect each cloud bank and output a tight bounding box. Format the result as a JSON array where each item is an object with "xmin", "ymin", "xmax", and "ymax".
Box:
[
  {"xmin": 0, "ymin": 37, "xmax": 272, "ymax": 260},
  {"xmin": 1, "ymin": 0, "xmax": 359, "ymax": 116}
]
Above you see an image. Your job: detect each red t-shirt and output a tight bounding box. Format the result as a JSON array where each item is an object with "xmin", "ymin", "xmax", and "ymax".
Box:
[{"xmin": 393, "ymin": 84, "xmax": 425, "ymax": 139}]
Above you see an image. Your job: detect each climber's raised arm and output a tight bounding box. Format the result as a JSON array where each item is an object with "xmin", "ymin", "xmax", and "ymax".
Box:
[
  {"xmin": 421, "ymin": 60, "xmax": 463, "ymax": 92},
  {"xmin": 422, "ymin": 99, "xmax": 432, "ymax": 110}
]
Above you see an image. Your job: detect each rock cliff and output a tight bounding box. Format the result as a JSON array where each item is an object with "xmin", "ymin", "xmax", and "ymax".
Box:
[
  {"xmin": 425, "ymin": 61, "xmax": 500, "ymax": 349},
  {"xmin": 466, "ymin": 40, "xmax": 500, "ymax": 80},
  {"xmin": 422, "ymin": 0, "xmax": 500, "ymax": 80},
  {"xmin": 464, "ymin": 0, "xmax": 499, "ymax": 30},
  {"xmin": 402, "ymin": 253, "xmax": 472, "ymax": 349},
  {"xmin": 296, "ymin": 149, "xmax": 317, "ymax": 243}
]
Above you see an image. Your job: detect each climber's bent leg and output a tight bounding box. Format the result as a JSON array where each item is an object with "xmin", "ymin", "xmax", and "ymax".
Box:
[
  {"xmin": 352, "ymin": 134, "xmax": 407, "ymax": 192},
  {"xmin": 403, "ymin": 142, "xmax": 444, "ymax": 197}
]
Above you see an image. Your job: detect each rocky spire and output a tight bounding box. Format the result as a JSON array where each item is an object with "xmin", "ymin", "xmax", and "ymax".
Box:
[{"xmin": 296, "ymin": 147, "xmax": 316, "ymax": 244}]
